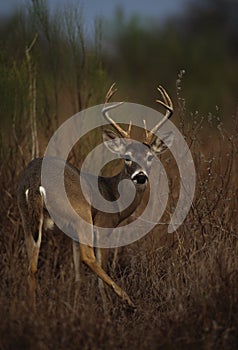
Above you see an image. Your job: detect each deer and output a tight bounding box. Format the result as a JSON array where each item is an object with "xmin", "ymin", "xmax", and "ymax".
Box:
[{"xmin": 17, "ymin": 84, "xmax": 174, "ymax": 310}]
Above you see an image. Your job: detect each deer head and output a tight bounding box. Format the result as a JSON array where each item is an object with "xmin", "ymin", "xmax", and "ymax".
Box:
[{"xmin": 102, "ymin": 84, "xmax": 174, "ymax": 185}]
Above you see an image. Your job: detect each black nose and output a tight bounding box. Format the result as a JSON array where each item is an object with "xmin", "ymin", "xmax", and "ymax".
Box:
[{"xmin": 132, "ymin": 172, "xmax": 148, "ymax": 184}]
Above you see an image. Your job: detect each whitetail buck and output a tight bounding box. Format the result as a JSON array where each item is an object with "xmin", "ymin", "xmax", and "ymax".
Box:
[{"xmin": 17, "ymin": 84, "xmax": 174, "ymax": 310}]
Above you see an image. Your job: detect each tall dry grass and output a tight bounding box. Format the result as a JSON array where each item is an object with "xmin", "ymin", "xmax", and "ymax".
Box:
[{"xmin": 0, "ymin": 89, "xmax": 238, "ymax": 349}]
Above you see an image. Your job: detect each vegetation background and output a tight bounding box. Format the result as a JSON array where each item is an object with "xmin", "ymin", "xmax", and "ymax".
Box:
[{"xmin": 0, "ymin": 0, "xmax": 238, "ymax": 349}]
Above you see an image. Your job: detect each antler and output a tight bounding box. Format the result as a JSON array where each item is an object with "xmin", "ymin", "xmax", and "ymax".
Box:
[
  {"xmin": 104, "ymin": 82, "xmax": 117, "ymax": 103},
  {"xmin": 144, "ymin": 85, "xmax": 173, "ymax": 145},
  {"xmin": 102, "ymin": 83, "xmax": 132, "ymax": 139}
]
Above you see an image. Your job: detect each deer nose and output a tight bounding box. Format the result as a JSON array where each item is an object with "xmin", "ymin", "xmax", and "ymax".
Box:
[{"xmin": 131, "ymin": 171, "xmax": 148, "ymax": 185}]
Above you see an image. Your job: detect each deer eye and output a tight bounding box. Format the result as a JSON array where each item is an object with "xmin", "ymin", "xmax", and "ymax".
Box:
[
  {"xmin": 147, "ymin": 155, "xmax": 154, "ymax": 162},
  {"xmin": 124, "ymin": 154, "xmax": 132, "ymax": 163}
]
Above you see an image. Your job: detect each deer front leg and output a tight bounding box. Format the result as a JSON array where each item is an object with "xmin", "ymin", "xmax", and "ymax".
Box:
[
  {"xmin": 112, "ymin": 247, "xmax": 119, "ymax": 271},
  {"xmin": 95, "ymin": 246, "xmax": 108, "ymax": 310},
  {"xmin": 94, "ymin": 228, "xmax": 108, "ymax": 309},
  {"xmin": 80, "ymin": 244, "xmax": 135, "ymax": 310},
  {"xmin": 72, "ymin": 240, "xmax": 80, "ymax": 283}
]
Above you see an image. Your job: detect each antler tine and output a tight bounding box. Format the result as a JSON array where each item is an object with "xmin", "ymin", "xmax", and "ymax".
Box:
[
  {"xmin": 105, "ymin": 82, "xmax": 117, "ymax": 104},
  {"xmin": 144, "ymin": 85, "xmax": 174, "ymax": 145},
  {"xmin": 102, "ymin": 83, "xmax": 132, "ymax": 139},
  {"xmin": 156, "ymin": 85, "xmax": 173, "ymax": 111},
  {"xmin": 143, "ymin": 119, "xmax": 150, "ymax": 141}
]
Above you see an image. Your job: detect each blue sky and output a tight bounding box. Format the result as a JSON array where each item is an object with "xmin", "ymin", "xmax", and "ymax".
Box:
[{"xmin": 0, "ymin": 0, "xmax": 189, "ymax": 26}]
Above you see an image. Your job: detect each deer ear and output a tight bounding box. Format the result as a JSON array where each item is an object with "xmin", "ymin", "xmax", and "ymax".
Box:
[
  {"xmin": 103, "ymin": 129, "xmax": 126, "ymax": 154},
  {"xmin": 151, "ymin": 131, "xmax": 174, "ymax": 155}
]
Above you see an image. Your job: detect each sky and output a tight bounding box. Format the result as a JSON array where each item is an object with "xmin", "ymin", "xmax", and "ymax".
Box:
[{"xmin": 0, "ymin": 0, "xmax": 189, "ymax": 27}]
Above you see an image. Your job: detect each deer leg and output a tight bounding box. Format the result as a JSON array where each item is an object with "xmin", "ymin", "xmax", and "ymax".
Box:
[
  {"xmin": 26, "ymin": 238, "xmax": 38, "ymax": 310},
  {"xmin": 80, "ymin": 244, "xmax": 135, "ymax": 309},
  {"xmin": 94, "ymin": 229, "xmax": 108, "ymax": 309},
  {"xmin": 95, "ymin": 246, "xmax": 108, "ymax": 309},
  {"xmin": 112, "ymin": 247, "xmax": 119, "ymax": 271},
  {"xmin": 72, "ymin": 240, "xmax": 80, "ymax": 283},
  {"xmin": 72, "ymin": 240, "xmax": 81, "ymax": 305},
  {"xmin": 24, "ymin": 215, "xmax": 43, "ymax": 310}
]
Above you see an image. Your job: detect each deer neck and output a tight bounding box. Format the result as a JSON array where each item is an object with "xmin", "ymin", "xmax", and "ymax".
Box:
[
  {"xmin": 97, "ymin": 165, "xmax": 147, "ymax": 218},
  {"xmin": 111, "ymin": 166, "xmax": 147, "ymax": 218}
]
